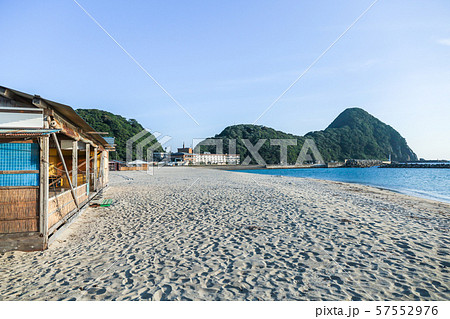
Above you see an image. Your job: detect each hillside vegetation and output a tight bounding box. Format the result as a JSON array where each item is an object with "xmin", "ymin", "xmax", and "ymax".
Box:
[
  {"xmin": 76, "ymin": 109, "xmax": 163, "ymax": 161},
  {"xmin": 202, "ymin": 108, "xmax": 417, "ymax": 164}
]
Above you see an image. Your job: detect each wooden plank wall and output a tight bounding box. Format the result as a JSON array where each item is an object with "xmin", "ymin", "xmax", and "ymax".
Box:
[
  {"xmin": 47, "ymin": 183, "xmax": 88, "ymax": 231},
  {"xmin": 119, "ymin": 165, "xmax": 149, "ymax": 171},
  {"xmin": 0, "ymin": 187, "xmax": 39, "ymax": 233}
]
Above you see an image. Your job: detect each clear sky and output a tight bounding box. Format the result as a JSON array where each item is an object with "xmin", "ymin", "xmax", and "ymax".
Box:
[{"xmin": 1, "ymin": 0, "xmax": 449, "ymax": 159}]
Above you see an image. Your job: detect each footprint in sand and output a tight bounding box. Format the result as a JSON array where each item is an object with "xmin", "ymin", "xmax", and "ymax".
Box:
[
  {"xmin": 138, "ymin": 288, "xmax": 152, "ymax": 300},
  {"xmin": 414, "ymin": 288, "xmax": 431, "ymax": 298}
]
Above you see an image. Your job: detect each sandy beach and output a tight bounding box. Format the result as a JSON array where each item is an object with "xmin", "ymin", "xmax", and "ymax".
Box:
[{"xmin": 0, "ymin": 167, "xmax": 449, "ymax": 301}]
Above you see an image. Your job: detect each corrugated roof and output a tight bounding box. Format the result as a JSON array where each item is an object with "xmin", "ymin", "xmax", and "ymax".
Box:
[{"xmin": 0, "ymin": 129, "xmax": 60, "ymax": 136}]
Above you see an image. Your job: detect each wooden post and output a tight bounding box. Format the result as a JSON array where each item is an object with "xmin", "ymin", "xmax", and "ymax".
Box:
[
  {"xmin": 85, "ymin": 143, "xmax": 90, "ymax": 191},
  {"xmin": 99, "ymin": 150, "xmax": 104, "ymax": 189},
  {"xmin": 104, "ymin": 150, "xmax": 109, "ymax": 184},
  {"xmin": 93, "ymin": 147, "xmax": 98, "ymax": 192},
  {"xmin": 72, "ymin": 140, "xmax": 78, "ymax": 189},
  {"xmin": 52, "ymin": 133, "xmax": 79, "ymax": 208},
  {"xmin": 39, "ymin": 135, "xmax": 49, "ymax": 245}
]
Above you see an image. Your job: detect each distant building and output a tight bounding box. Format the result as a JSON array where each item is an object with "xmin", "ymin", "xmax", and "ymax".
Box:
[
  {"xmin": 170, "ymin": 152, "xmax": 196, "ymax": 164},
  {"xmin": 177, "ymin": 147, "xmax": 193, "ymax": 154},
  {"xmin": 156, "ymin": 145, "xmax": 241, "ymax": 166},
  {"xmin": 153, "ymin": 152, "xmax": 170, "ymax": 162},
  {"xmin": 103, "ymin": 137, "xmax": 115, "ymax": 148},
  {"xmin": 109, "ymin": 160, "xmax": 126, "ymax": 171},
  {"xmin": 127, "ymin": 160, "xmax": 150, "ymax": 167},
  {"xmin": 194, "ymin": 153, "xmax": 240, "ymax": 165}
]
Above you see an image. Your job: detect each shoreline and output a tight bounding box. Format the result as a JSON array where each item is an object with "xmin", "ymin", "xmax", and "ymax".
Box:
[
  {"xmin": 1, "ymin": 167, "xmax": 449, "ymax": 301},
  {"xmin": 231, "ymin": 167, "xmax": 450, "ymax": 205}
]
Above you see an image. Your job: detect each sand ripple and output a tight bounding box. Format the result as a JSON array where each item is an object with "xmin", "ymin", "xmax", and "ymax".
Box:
[{"xmin": 0, "ymin": 167, "xmax": 449, "ymax": 300}]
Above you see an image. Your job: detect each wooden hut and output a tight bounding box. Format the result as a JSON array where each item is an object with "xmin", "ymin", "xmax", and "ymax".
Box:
[
  {"xmin": 109, "ymin": 160, "xmax": 126, "ymax": 171},
  {"xmin": 0, "ymin": 86, "xmax": 114, "ymax": 252}
]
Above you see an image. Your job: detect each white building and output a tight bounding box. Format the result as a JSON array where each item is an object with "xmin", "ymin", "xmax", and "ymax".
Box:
[{"xmin": 194, "ymin": 153, "xmax": 240, "ymax": 165}]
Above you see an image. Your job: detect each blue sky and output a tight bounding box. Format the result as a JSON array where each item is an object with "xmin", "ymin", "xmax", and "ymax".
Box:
[{"xmin": 1, "ymin": 0, "xmax": 449, "ymax": 159}]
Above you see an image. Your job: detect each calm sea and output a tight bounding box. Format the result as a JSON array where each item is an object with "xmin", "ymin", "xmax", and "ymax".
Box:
[{"xmin": 236, "ymin": 167, "xmax": 450, "ymax": 204}]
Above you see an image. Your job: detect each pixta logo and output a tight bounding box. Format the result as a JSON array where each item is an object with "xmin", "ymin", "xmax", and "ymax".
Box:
[
  {"xmin": 193, "ymin": 138, "xmax": 324, "ymax": 165},
  {"xmin": 126, "ymin": 129, "xmax": 172, "ymax": 175}
]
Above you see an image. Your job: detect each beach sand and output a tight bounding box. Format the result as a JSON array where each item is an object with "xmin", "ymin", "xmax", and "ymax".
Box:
[{"xmin": 0, "ymin": 167, "xmax": 449, "ymax": 300}]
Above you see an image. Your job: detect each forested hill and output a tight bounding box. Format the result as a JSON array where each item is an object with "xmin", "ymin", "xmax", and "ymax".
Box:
[
  {"xmin": 206, "ymin": 125, "xmax": 307, "ymax": 164},
  {"xmin": 306, "ymin": 108, "xmax": 417, "ymax": 162},
  {"xmin": 76, "ymin": 109, "xmax": 163, "ymax": 161},
  {"xmin": 203, "ymin": 108, "xmax": 417, "ymax": 164}
]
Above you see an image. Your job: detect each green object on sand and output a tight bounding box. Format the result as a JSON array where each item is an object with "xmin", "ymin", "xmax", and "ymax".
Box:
[{"xmin": 100, "ymin": 199, "xmax": 113, "ymax": 207}]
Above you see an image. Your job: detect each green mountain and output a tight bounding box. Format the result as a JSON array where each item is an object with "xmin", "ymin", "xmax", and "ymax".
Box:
[
  {"xmin": 206, "ymin": 124, "xmax": 308, "ymax": 165},
  {"xmin": 201, "ymin": 108, "xmax": 417, "ymax": 164},
  {"xmin": 76, "ymin": 109, "xmax": 163, "ymax": 161},
  {"xmin": 306, "ymin": 108, "xmax": 417, "ymax": 162}
]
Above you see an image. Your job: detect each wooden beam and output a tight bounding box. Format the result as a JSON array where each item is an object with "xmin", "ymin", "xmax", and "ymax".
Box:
[
  {"xmin": 49, "ymin": 113, "xmax": 100, "ymax": 149},
  {"xmin": 85, "ymin": 144, "xmax": 90, "ymax": 191},
  {"xmin": 0, "ymin": 170, "xmax": 39, "ymax": 174},
  {"xmin": 32, "ymin": 95, "xmax": 50, "ymax": 109},
  {"xmin": 0, "ymin": 232, "xmax": 46, "ymax": 252},
  {"xmin": 0, "ymin": 186, "xmax": 39, "ymax": 190},
  {"xmin": 39, "ymin": 136, "xmax": 49, "ymax": 245},
  {"xmin": 0, "ymin": 87, "xmax": 15, "ymax": 100},
  {"xmin": 51, "ymin": 133, "xmax": 79, "ymax": 208},
  {"xmin": 93, "ymin": 147, "xmax": 98, "ymax": 192},
  {"xmin": 103, "ymin": 150, "xmax": 109, "ymax": 185},
  {"xmin": 99, "ymin": 150, "xmax": 104, "ymax": 189},
  {"xmin": 72, "ymin": 140, "xmax": 78, "ymax": 188}
]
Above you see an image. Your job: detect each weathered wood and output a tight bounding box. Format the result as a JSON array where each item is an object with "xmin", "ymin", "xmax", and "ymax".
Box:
[
  {"xmin": 48, "ymin": 190, "xmax": 74, "ymax": 217},
  {"xmin": 47, "ymin": 184, "xmax": 88, "ymax": 229},
  {"xmin": 85, "ymin": 143, "xmax": 90, "ymax": 191},
  {"xmin": 0, "ymin": 108, "xmax": 43, "ymax": 114},
  {"xmin": 50, "ymin": 113, "xmax": 100, "ymax": 149},
  {"xmin": 99, "ymin": 150, "xmax": 104, "ymax": 189},
  {"xmin": 93, "ymin": 147, "xmax": 98, "ymax": 192},
  {"xmin": 0, "ymin": 87, "xmax": 111, "ymax": 251},
  {"xmin": 52, "ymin": 133, "xmax": 79, "ymax": 208},
  {"xmin": 39, "ymin": 135, "xmax": 49, "ymax": 243},
  {"xmin": 103, "ymin": 150, "xmax": 109, "ymax": 185},
  {"xmin": 32, "ymin": 96, "xmax": 50, "ymax": 109},
  {"xmin": 0, "ymin": 139, "xmax": 35, "ymax": 144},
  {"xmin": 47, "ymin": 201, "xmax": 90, "ymax": 246},
  {"xmin": 0, "ymin": 186, "xmax": 39, "ymax": 189},
  {"xmin": 48, "ymin": 195, "xmax": 87, "ymax": 234},
  {"xmin": 48, "ymin": 184, "xmax": 88, "ymax": 234},
  {"xmin": 48, "ymin": 189, "xmax": 72, "ymax": 214},
  {"xmin": 0, "ymin": 87, "xmax": 16, "ymax": 100},
  {"xmin": 99, "ymin": 151, "xmax": 103, "ymax": 189},
  {"xmin": 72, "ymin": 140, "xmax": 78, "ymax": 188},
  {"xmin": 0, "ymin": 232, "xmax": 45, "ymax": 253},
  {"xmin": 0, "ymin": 170, "xmax": 39, "ymax": 174}
]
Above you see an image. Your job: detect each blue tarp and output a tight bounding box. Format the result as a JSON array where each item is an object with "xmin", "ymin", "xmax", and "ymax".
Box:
[{"xmin": 0, "ymin": 143, "xmax": 39, "ymax": 186}]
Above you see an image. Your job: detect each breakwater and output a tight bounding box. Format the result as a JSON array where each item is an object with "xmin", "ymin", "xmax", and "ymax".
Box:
[
  {"xmin": 381, "ymin": 163, "xmax": 450, "ymax": 169},
  {"xmin": 344, "ymin": 159, "xmax": 382, "ymax": 168}
]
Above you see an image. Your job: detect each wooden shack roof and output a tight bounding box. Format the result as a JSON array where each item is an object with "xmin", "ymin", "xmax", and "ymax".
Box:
[{"xmin": 0, "ymin": 86, "xmax": 112, "ymax": 150}]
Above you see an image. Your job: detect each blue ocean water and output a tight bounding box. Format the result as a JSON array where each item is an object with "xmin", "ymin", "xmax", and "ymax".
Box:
[{"xmin": 236, "ymin": 167, "xmax": 450, "ymax": 203}]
